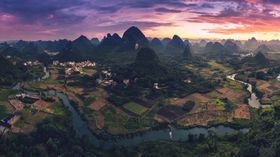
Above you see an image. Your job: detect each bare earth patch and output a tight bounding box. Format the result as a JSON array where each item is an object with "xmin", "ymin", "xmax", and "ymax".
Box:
[
  {"xmin": 170, "ymin": 93, "xmax": 209, "ymax": 106},
  {"xmin": 207, "ymin": 104, "xmax": 219, "ymax": 111},
  {"xmin": 234, "ymin": 104, "xmax": 250, "ymax": 120},
  {"xmin": 67, "ymin": 87, "xmax": 84, "ymax": 95},
  {"xmin": 216, "ymin": 88, "xmax": 244, "ymax": 102},
  {"xmin": 89, "ymin": 99, "xmax": 107, "ymax": 111},
  {"xmin": 273, "ymin": 81, "xmax": 280, "ymax": 89},
  {"xmin": 177, "ymin": 111, "xmax": 233, "ymax": 126},
  {"xmin": 9, "ymin": 99, "xmax": 24, "ymax": 111},
  {"xmin": 257, "ymin": 80, "xmax": 273, "ymax": 94}
]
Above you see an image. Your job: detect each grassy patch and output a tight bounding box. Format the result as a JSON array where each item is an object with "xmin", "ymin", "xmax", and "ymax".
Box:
[
  {"xmin": 271, "ymin": 95, "xmax": 280, "ymax": 101},
  {"xmin": 0, "ymin": 105, "xmax": 8, "ymax": 119},
  {"xmin": 84, "ymin": 89, "xmax": 107, "ymax": 107},
  {"xmin": 224, "ymin": 79, "xmax": 243, "ymax": 89},
  {"xmin": 21, "ymin": 109, "xmax": 48, "ymax": 125},
  {"xmin": 101, "ymin": 106, "xmax": 129, "ymax": 134},
  {"xmin": 208, "ymin": 60, "xmax": 233, "ymax": 74},
  {"xmin": 208, "ymin": 115, "xmax": 228, "ymax": 125},
  {"xmin": 124, "ymin": 117, "xmax": 154, "ymax": 130},
  {"xmin": 123, "ymin": 102, "xmax": 148, "ymax": 115},
  {"xmin": 14, "ymin": 119, "xmax": 25, "ymax": 127},
  {"xmin": 23, "ymin": 82, "xmax": 41, "ymax": 91},
  {"xmin": 86, "ymin": 89, "xmax": 106, "ymax": 98},
  {"xmin": 0, "ymin": 88, "xmax": 20, "ymax": 101},
  {"xmin": 44, "ymin": 78, "xmax": 60, "ymax": 84},
  {"xmin": 208, "ymin": 99, "xmax": 225, "ymax": 110},
  {"xmin": 49, "ymin": 103, "xmax": 67, "ymax": 116}
]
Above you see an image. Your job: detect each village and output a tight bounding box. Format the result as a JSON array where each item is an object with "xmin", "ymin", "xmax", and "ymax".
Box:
[{"xmin": 52, "ymin": 60, "xmax": 96, "ymax": 75}]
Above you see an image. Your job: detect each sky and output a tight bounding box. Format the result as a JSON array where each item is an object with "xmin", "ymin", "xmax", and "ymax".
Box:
[{"xmin": 1, "ymin": 0, "xmax": 280, "ymax": 41}]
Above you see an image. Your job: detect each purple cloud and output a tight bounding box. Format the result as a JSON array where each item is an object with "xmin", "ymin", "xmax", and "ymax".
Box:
[
  {"xmin": 155, "ymin": 7, "xmax": 182, "ymax": 13},
  {"xmin": 1, "ymin": 0, "xmax": 280, "ymax": 40}
]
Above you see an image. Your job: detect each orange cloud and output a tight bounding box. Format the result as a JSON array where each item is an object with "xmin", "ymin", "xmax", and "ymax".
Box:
[{"xmin": 188, "ymin": 4, "xmax": 280, "ymax": 35}]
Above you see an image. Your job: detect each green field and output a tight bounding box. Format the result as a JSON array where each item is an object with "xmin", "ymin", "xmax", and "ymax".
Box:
[
  {"xmin": 208, "ymin": 60, "xmax": 233, "ymax": 74},
  {"xmin": 0, "ymin": 88, "xmax": 19, "ymax": 101},
  {"xmin": 101, "ymin": 107, "xmax": 129, "ymax": 134},
  {"xmin": 124, "ymin": 102, "xmax": 148, "ymax": 115},
  {"xmin": 0, "ymin": 105, "xmax": 8, "ymax": 119},
  {"xmin": 208, "ymin": 99, "xmax": 225, "ymax": 110},
  {"xmin": 224, "ymin": 79, "xmax": 243, "ymax": 89},
  {"xmin": 49, "ymin": 103, "xmax": 67, "ymax": 116}
]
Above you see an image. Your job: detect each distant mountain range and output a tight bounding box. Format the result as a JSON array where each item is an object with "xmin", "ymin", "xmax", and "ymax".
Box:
[
  {"xmin": 203, "ymin": 39, "xmax": 240, "ymax": 58},
  {"xmin": 0, "ymin": 26, "xmax": 194, "ymax": 63},
  {"xmin": 1, "ymin": 26, "xmax": 280, "ymax": 64},
  {"xmin": 66, "ymin": 27, "xmax": 193, "ymax": 62}
]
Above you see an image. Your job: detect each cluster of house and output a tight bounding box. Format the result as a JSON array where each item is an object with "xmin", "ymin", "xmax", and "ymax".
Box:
[
  {"xmin": 52, "ymin": 60, "xmax": 96, "ymax": 75},
  {"xmin": 53, "ymin": 60, "xmax": 96, "ymax": 67},
  {"xmin": 23, "ymin": 60, "xmax": 42, "ymax": 66},
  {"xmin": 96, "ymin": 70, "xmax": 135, "ymax": 87},
  {"xmin": 96, "ymin": 70, "xmax": 116, "ymax": 86},
  {"xmin": 96, "ymin": 70, "xmax": 136, "ymax": 87},
  {"xmin": 95, "ymin": 69, "xmax": 166, "ymax": 90}
]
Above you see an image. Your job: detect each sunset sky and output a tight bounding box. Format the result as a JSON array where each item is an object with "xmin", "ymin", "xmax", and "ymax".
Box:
[{"xmin": 1, "ymin": 0, "xmax": 280, "ymax": 41}]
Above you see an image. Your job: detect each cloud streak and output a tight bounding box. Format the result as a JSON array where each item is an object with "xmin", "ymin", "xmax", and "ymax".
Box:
[
  {"xmin": 0, "ymin": 0, "xmax": 280, "ymax": 40},
  {"xmin": 188, "ymin": 0, "xmax": 280, "ymax": 35}
]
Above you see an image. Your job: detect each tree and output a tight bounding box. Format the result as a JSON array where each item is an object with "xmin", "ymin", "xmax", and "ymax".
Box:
[
  {"xmin": 183, "ymin": 101, "xmax": 195, "ymax": 112},
  {"xmin": 206, "ymin": 131, "xmax": 217, "ymax": 153},
  {"xmin": 256, "ymin": 71, "xmax": 266, "ymax": 80},
  {"xmin": 238, "ymin": 144, "xmax": 259, "ymax": 157}
]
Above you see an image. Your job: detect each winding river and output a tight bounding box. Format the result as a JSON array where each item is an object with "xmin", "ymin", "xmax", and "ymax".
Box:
[
  {"xmin": 45, "ymin": 90, "xmax": 248, "ymax": 149},
  {"xmin": 14, "ymin": 66, "xmax": 248, "ymax": 149},
  {"xmin": 227, "ymin": 74, "xmax": 262, "ymax": 108}
]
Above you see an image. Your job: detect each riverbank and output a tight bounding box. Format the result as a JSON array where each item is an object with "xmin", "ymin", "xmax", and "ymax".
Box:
[
  {"xmin": 227, "ymin": 74, "xmax": 262, "ymax": 108},
  {"xmin": 10, "ymin": 66, "xmax": 250, "ymax": 150},
  {"xmin": 28, "ymin": 88, "xmax": 248, "ymax": 149}
]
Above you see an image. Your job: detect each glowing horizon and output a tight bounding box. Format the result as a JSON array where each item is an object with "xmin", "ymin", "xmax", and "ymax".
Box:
[{"xmin": 1, "ymin": 0, "xmax": 280, "ymax": 41}]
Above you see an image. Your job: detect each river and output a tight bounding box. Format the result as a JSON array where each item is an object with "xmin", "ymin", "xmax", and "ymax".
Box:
[
  {"xmin": 227, "ymin": 74, "xmax": 262, "ymax": 108},
  {"xmin": 13, "ymin": 66, "xmax": 248, "ymax": 149},
  {"xmin": 12, "ymin": 66, "xmax": 49, "ymax": 90},
  {"xmin": 45, "ymin": 90, "xmax": 248, "ymax": 149},
  {"xmin": 41, "ymin": 66, "xmax": 50, "ymax": 80}
]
